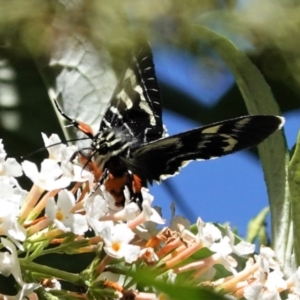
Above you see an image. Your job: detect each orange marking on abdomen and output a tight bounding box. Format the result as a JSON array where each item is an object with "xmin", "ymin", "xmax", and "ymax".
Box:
[
  {"xmin": 132, "ymin": 174, "xmax": 142, "ymax": 193},
  {"xmin": 79, "ymin": 156, "xmax": 102, "ymax": 181},
  {"xmin": 104, "ymin": 173, "xmax": 128, "ymax": 206},
  {"xmin": 77, "ymin": 154, "xmax": 143, "ymax": 206}
]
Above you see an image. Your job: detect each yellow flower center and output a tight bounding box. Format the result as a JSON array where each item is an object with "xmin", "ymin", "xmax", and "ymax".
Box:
[
  {"xmin": 56, "ymin": 210, "xmax": 64, "ymax": 221},
  {"xmin": 112, "ymin": 242, "xmax": 121, "ymax": 252}
]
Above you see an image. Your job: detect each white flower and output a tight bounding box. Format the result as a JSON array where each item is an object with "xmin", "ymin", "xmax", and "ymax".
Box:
[
  {"xmin": 0, "ymin": 140, "xmax": 22, "ymax": 177},
  {"xmin": 0, "ymin": 238, "xmax": 23, "ymax": 286},
  {"xmin": 100, "ymin": 185, "xmax": 123, "ymax": 212},
  {"xmin": 106, "ymin": 200, "xmax": 140, "ymax": 222},
  {"xmin": 0, "ymin": 177, "xmax": 26, "ymax": 247},
  {"xmin": 100, "ymin": 222, "xmax": 140, "ymax": 263},
  {"xmin": 0, "ymin": 139, "xmax": 5, "ymax": 153},
  {"xmin": 70, "ymin": 163, "xmax": 94, "ymax": 185},
  {"xmin": 60, "ymin": 147, "xmax": 75, "ymax": 177},
  {"xmin": 244, "ymin": 281, "xmax": 281, "ymax": 300},
  {"xmin": 42, "ymin": 133, "xmax": 66, "ymax": 161},
  {"xmin": 134, "ymin": 206, "xmax": 163, "ymax": 241},
  {"xmin": 253, "ymin": 246, "xmax": 280, "ymax": 284},
  {"xmin": 259, "ymin": 246, "xmax": 279, "ymax": 269},
  {"xmin": 122, "ymin": 202, "xmax": 141, "ymax": 220},
  {"xmin": 170, "ymin": 215, "xmax": 191, "ymax": 231},
  {"xmin": 59, "ymin": 145, "xmax": 94, "ymax": 187},
  {"xmin": 244, "ymin": 282, "xmax": 263, "ymax": 300},
  {"xmin": 85, "ymin": 193, "xmax": 108, "ymax": 232},
  {"xmin": 99, "ymin": 187, "xmax": 165, "ymax": 227},
  {"xmin": 197, "ymin": 217, "xmax": 222, "ymax": 248},
  {"xmin": 89, "ymin": 219, "xmax": 113, "ymax": 238},
  {"xmin": 85, "ymin": 193, "xmax": 108, "ymax": 220},
  {"xmin": 287, "ymin": 294, "xmax": 300, "ymax": 300},
  {"xmin": 22, "ymin": 159, "xmax": 71, "ymax": 190},
  {"xmin": 287, "ymin": 267, "xmax": 300, "ymax": 295},
  {"xmin": 0, "ymin": 177, "xmax": 26, "ymax": 217},
  {"xmin": 141, "ymin": 189, "xmax": 165, "ymax": 224},
  {"xmin": 100, "ymin": 186, "xmax": 141, "ymax": 221},
  {"xmin": 122, "ymin": 186, "xmax": 141, "ymax": 220},
  {"xmin": 246, "ymin": 247, "xmax": 284, "ymax": 300},
  {"xmin": 265, "ymin": 269, "xmax": 287, "ymax": 292},
  {"xmin": 210, "ymin": 236, "xmax": 237, "ymax": 274},
  {"xmin": 225, "ymin": 225, "xmax": 255, "ymax": 256},
  {"xmin": 0, "ymin": 216, "xmax": 26, "ymax": 250},
  {"xmin": 45, "ymin": 189, "xmax": 88, "ymax": 235}
]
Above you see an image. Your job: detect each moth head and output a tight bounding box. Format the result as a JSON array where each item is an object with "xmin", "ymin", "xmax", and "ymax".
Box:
[{"xmin": 92, "ymin": 129, "xmax": 132, "ymax": 166}]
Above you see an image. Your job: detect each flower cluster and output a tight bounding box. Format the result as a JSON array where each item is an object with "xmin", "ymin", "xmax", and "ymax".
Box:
[{"xmin": 0, "ymin": 135, "xmax": 299, "ymax": 300}]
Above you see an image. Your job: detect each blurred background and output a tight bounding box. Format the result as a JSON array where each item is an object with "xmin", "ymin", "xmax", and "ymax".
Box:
[{"xmin": 0, "ymin": 0, "xmax": 299, "ymax": 239}]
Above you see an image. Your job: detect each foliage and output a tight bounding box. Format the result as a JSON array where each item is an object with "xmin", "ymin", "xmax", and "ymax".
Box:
[{"xmin": 0, "ymin": 1, "xmax": 300, "ymax": 299}]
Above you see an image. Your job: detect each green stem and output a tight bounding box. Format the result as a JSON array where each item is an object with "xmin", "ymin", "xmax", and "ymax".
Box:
[
  {"xmin": 34, "ymin": 239, "xmax": 89, "ymax": 257},
  {"xmin": 20, "ymin": 259, "xmax": 79, "ymax": 283}
]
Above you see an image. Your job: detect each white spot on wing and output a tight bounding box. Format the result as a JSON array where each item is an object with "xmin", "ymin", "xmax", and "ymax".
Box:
[
  {"xmin": 202, "ymin": 125, "xmax": 221, "ymax": 134},
  {"xmin": 110, "ymin": 106, "xmax": 122, "ymax": 118},
  {"xmin": 116, "ymin": 89, "xmax": 133, "ymax": 109},
  {"xmin": 135, "ymin": 85, "xmax": 156, "ymax": 126},
  {"xmin": 235, "ymin": 118, "xmax": 250, "ymax": 128},
  {"xmin": 181, "ymin": 160, "xmax": 191, "ymax": 167},
  {"xmin": 102, "ymin": 118, "xmax": 112, "ymax": 128},
  {"xmin": 124, "ymin": 69, "xmax": 136, "ymax": 84},
  {"xmin": 135, "ymin": 84, "xmax": 144, "ymax": 96},
  {"xmin": 220, "ymin": 134, "xmax": 238, "ymax": 152}
]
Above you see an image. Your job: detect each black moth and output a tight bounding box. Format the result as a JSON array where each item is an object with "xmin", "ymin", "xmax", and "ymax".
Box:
[{"xmin": 55, "ymin": 41, "xmax": 284, "ymax": 208}]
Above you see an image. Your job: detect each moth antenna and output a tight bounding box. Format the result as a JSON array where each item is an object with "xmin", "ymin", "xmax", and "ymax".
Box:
[
  {"xmin": 68, "ymin": 147, "xmax": 94, "ymax": 162},
  {"xmin": 21, "ymin": 137, "xmax": 91, "ymax": 160},
  {"xmin": 54, "ymin": 99, "xmax": 94, "ymax": 138},
  {"xmin": 80, "ymin": 149, "xmax": 98, "ymax": 173},
  {"xmin": 54, "ymin": 99, "xmax": 73, "ymax": 123}
]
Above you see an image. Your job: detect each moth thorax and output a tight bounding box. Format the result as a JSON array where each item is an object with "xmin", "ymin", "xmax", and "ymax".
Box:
[{"xmin": 92, "ymin": 129, "xmax": 131, "ymax": 167}]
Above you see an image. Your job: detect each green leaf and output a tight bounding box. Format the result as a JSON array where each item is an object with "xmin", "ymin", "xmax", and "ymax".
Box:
[
  {"xmin": 246, "ymin": 207, "xmax": 269, "ymax": 244},
  {"xmin": 192, "ymin": 25, "xmax": 292, "ymax": 274},
  {"xmin": 128, "ymin": 268, "xmax": 227, "ymax": 300},
  {"xmin": 288, "ymin": 131, "xmax": 300, "ymax": 266}
]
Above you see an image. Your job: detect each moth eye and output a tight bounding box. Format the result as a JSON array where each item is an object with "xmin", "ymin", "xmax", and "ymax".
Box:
[{"xmin": 99, "ymin": 143, "xmax": 109, "ymax": 155}]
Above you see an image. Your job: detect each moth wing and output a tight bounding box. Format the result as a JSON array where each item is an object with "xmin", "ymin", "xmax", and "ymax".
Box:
[
  {"xmin": 99, "ymin": 42, "xmax": 164, "ymax": 144},
  {"xmin": 130, "ymin": 115, "xmax": 284, "ymax": 183}
]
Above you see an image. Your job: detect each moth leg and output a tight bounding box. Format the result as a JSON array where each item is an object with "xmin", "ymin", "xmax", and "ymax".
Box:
[
  {"xmin": 133, "ymin": 192, "xmax": 143, "ymax": 211},
  {"xmin": 69, "ymin": 149, "xmax": 90, "ymax": 162},
  {"xmin": 90, "ymin": 168, "xmax": 109, "ymax": 196},
  {"xmin": 99, "ymin": 168, "xmax": 110, "ymax": 185}
]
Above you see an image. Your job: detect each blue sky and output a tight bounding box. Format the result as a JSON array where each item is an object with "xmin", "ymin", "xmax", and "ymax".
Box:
[{"xmin": 149, "ymin": 46, "xmax": 299, "ymax": 238}]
